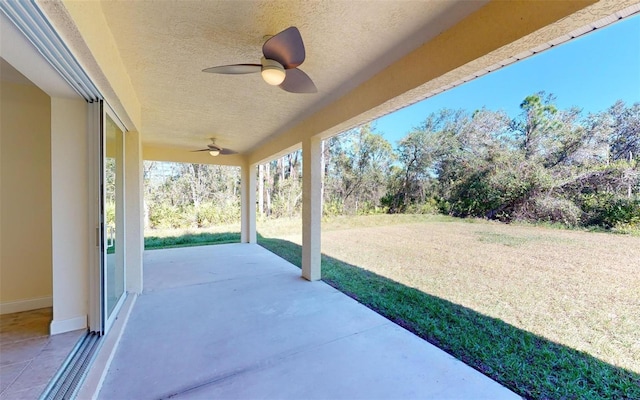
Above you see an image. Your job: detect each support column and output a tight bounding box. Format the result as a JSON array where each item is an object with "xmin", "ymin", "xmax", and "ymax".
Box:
[
  {"xmin": 50, "ymin": 97, "xmax": 89, "ymax": 334},
  {"xmin": 302, "ymin": 136, "xmax": 322, "ymax": 281},
  {"xmin": 125, "ymin": 131, "xmax": 143, "ymax": 294},
  {"xmin": 240, "ymin": 162, "xmax": 257, "ymax": 244}
]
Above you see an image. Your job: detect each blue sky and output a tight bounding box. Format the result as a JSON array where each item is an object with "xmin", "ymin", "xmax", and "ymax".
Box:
[{"xmin": 374, "ymin": 14, "xmax": 640, "ymax": 145}]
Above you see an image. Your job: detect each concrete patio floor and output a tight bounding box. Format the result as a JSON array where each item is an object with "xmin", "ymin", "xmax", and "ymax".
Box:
[{"xmin": 97, "ymin": 244, "xmax": 520, "ymax": 399}]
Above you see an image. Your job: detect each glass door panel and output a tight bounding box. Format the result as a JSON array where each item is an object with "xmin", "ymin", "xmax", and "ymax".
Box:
[{"xmin": 105, "ymin": 114, "xmax": 125, "ymax": 320}]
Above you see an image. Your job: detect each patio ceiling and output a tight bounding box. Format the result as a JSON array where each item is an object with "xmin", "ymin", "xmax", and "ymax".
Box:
[
  {"xmin": 38, "ymin": 0, "xmax": 637, "ymax": 164},
  {"xmin": 40, "ymin": 0, "xmax": 485, "ymax": 153},
  {"xmin": 109, "ymin": 1, "xmax": 496, "ymax": 153}
]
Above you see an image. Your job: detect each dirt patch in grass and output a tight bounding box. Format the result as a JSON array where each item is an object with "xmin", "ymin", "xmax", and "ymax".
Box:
[{"xmin": 259, "ymin": 215, "xmax": 640, "ymax": 374}]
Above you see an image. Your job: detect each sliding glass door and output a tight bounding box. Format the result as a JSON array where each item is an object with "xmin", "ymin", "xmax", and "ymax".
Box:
[
  {"xmin": 88, "ymin": 101, "xmax": 127, "ymax": 335},
  {"xmin": 103, "ymin": 111, "xmax": 126, "ymax": 331}
]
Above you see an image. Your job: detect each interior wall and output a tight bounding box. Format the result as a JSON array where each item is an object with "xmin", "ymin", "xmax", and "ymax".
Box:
[
  {"xmin": 0, "ymin": 80, "xmax": 53, "ymax": 313},
  {"xmin": 50, "ymin": 97, "xmax": 89, "ymax": 334}
]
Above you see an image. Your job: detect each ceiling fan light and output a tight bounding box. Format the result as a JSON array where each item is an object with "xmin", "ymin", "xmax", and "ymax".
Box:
[
  {"xmin": 261, "ymin": 58, "xmax": 286, "ymax": 86},
  {"xmin": 209, "ymin": 149, "xmax": 220, "ymax": 156}
]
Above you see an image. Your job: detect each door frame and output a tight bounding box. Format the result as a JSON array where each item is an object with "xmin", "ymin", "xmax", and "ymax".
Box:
[{"xmin": 88, "ymin": 100, "xmax": 128, "ymax": 335}]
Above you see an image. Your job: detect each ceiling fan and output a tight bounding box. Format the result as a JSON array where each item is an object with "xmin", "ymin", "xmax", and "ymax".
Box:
[
  {"xmin": 191, "ymin": 138, "xmax": 237, "ymax": 157},
  {"xmin": 202, "ymin": 26, "xmax": 317, "ymax": 94}
]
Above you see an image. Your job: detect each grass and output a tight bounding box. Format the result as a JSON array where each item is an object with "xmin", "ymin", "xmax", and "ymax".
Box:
[
  {"xmin": 145, "ymin": 230, "xmax": 240, "ymax": 249},
  {"xmin": 144, "ymin": 214, "xmax": 640, "ymax": 399},
  {"xmin": 259, "ymin": 236, "xmax": 639, "ymax": 399},
  {"xmin": 256, "ymin": 214, "xmax": 640, "ymax": 399}
]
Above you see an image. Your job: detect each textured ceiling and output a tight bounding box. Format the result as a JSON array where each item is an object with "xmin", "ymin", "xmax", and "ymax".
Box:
[{"xmin": 97, "ymin": 0, "xmax": 486, "ymax": 154}]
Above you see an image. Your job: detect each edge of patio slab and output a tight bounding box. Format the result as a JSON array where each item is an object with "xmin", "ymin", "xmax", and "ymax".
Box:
[{"xmin": 75, "ymin": 294, "xmax": 137, "ymax": 399}]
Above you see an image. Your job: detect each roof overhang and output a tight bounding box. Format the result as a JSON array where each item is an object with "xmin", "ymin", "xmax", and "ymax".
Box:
[{"xmin": 32, "ymin": 0, "xmax": 639, "ymax": 166}]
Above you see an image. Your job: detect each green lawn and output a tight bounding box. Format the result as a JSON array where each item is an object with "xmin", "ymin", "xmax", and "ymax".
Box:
[
  {"xmin": 145, "ymin": 227, "xmax": 240, "ymax": 250},
  {"xmin": 258, "ymin": 214, "xmax": 640, "ymax": 399},
  {"xmin": 145, "ymin": 215, "xmax": 640, "ymax": 399}
]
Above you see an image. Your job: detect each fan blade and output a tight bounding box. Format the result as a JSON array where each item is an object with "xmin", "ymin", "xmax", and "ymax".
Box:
[
  {"xmin": 191, "ymin": 149, "xmax": 212, "ymax": 152},
  {"xmin": 202, "ymin": 64, "xmax": 261, "ymax": 74},
  {"xmin": 279, "ymin": 68, "xmax": 317, "ymax": 93},
  {"xmin": 262, "ymin": 27, "xmax": 305, "ymax": 69},
  {"xmin": 220, "ymin": 148, "xmax": 238, "ymax": 155}
]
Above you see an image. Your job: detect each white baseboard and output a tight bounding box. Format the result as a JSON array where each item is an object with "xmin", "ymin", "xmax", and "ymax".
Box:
[
  {"xmin": 0, "ymin": 297, "xmax": 53, "ymax": 314},
  {"xmin": 50, "ymin": 315, "xmax": 87, "ymax": 335}
]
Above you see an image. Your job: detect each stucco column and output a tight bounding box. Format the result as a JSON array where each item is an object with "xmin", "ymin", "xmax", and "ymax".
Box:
[
  {"xmin": 302, "ymin": 136, "xmax": 322, "ymax": 281},
  {"xmin": 125, "ymin": 131, "xmax": 143, "ymax": 293},
  {"xmin": 240, "ymin": 162, "xmax": 257, "ymax": 244},
  {"xmin": 50, "ymin": 97, "xmax": 89, "ymax": 334}
]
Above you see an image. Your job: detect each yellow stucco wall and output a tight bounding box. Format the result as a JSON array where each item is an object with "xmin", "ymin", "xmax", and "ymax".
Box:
[{"xmin": 0, "ymin": 80, "xmax": 53, "ymax": 310}]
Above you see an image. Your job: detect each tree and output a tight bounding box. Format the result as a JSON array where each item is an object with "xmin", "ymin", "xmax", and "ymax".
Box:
[
  {"xmin": 383, "ymin": 110, "xmax": 461, "ymax": 211},
  {"xmin": 607, "ymin": 100, "xmax": 640, "ymax": 162},
  {"xmin": 511, "ymin": 92, "xmax": 560, "ymax": 162},
  {"xmin": 144, "ymin": 162, "xmax": 241, "ymax": 229},
  {"xmin": 143, "ymin": 95, "xmax": 639, "ymax": 231},
  {"xmin": 324, "ymin": 124, "xmax": 394, "ymax": 214}
]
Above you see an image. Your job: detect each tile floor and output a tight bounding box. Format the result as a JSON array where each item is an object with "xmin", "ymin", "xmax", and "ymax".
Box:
[{"xmin": 0, "ymin": 308, "xmax": 84, "ymax": 400}]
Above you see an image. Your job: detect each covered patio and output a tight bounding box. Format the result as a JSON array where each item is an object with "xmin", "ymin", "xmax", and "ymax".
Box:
[
  {"xmin": 2, "ymin": 1, "xmax": 639, "ymax": 398},
  {"xmin": 95, "ymin": 244, "xmax": 518, "ymax": 399}
]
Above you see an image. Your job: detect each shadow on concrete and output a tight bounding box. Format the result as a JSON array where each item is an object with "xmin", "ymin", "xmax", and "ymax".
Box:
[{"xmin": 257, "ymin": 235, "xmax": 640, "ymax": 400}]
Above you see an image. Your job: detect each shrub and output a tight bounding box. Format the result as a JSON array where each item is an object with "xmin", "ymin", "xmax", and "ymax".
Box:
[
  {"xmin": 405, "ymin": 198, "xmax": 440, "ymax": 215},
  {"xmin": 148, "ymin": 203, "xmax": 193, "ymax": 229},
  {"xmin": 323, "ymin": 199, "xmax": 344, "ymax": 217},
  {"xmin": 148, "ymin": 201, "xmax": 240, "ymax": 229},
  {"xmin": 514, "ymin": 195, "xmax": 582, "ymax": 227},
  {"xmin": 356, "ymin": 201, "xmax": 387, "ymax": 215},
  {"xmin": 580, "ymin": 193, "xmax": 640, "ymax": 228},
  {"xmin": 196, "ymin": 201, "xmax": 241, "ymax": 226},
  {"xmin": 612, "ymin": 221, "xmax": 640, "ymax": 235}
]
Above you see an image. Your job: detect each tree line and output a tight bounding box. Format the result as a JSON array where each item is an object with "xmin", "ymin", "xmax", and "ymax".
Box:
[
  {"xmin": 144, "ymin": 162, "xmax": 241, "ymax": 228},
  {"xmin": 145, "ymin": 92, "xmax": 639, "ymax": 232}
]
